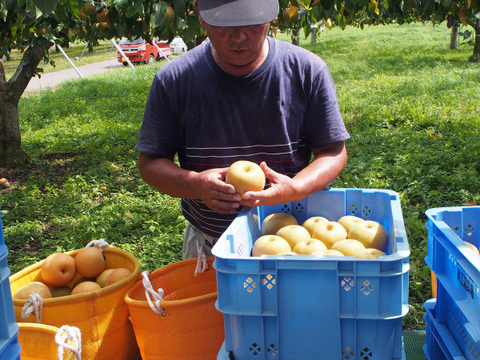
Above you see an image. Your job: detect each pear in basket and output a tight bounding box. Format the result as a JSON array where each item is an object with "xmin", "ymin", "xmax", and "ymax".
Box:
[
  {"xmin": 105, "ymin": 268, "xmax": 132, "ymax": 286},
  {"xmin": 72, "ymin": 281, "xmax": 102, "ymax": 295},
  {"xmin": 14, "ymin": 281, "xmax": 52, "ymax": 299},
  {"xmin": 96, "ymin": 268, "xmax": 115, "ymax": 287},
  {"xmin": 75, "ymin": 246, "xmax": 106, "ymax": 279},
  {"xmin": 41, "ymin": 253, "xmax": 77, "ymax": 287},
  {"xmin": 50, "ymin": 285, "xmax": 72, "ymax": 298}
]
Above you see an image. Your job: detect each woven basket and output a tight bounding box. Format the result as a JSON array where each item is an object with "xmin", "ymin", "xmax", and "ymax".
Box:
[
  {"xmin": 18, "ymin": 323, "xmax": 76, "ymax": 360},
  {"xmin": 10, "ymin": 247, "xmax": 141, "ymax": 360},
  {"xmin": 125, "ymin": 257, "xmax": 224, "ymax": 360}
]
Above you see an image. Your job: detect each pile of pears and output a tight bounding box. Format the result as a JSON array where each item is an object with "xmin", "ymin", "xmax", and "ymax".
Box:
[{"xmin": 13, "ymin": 246, "xmax": 132, "ymax": 300}]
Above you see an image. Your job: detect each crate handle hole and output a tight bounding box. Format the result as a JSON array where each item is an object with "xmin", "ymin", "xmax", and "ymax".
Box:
[
  {"xmin": 341, "ymin": 276, "xmax": 354, "ymax": 291},
  {"xmin": 342, "ymin": 346, "xmax": 354, "ymax": 359},
  {"xmin": 249, "ymin": 343, "xmax": 261, "ymax": 356},
  {"xmin": 361, "ymin": 280, "xmax": 373, "ymax": 296},
  {"xmin": 244, "ymin": 277, "xmax": 256, "ymax": 293},
  {"xmin": 360, "ymin": 347, "xmax": 373, "ymax": 359},
  {"xmin": 267, "ymin": 343, "xmax": 278, "ymax": 356}
]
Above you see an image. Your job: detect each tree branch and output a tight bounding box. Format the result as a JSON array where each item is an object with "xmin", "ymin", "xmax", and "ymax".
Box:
[{"xmin": 7, "ymin": 38, "xmax": 54, "ymax": 104}]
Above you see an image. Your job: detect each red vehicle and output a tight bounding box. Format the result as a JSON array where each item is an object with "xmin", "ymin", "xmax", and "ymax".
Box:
[{"xmin": 116, "ymin": 37, "xmax": 173, "ymax": 66}]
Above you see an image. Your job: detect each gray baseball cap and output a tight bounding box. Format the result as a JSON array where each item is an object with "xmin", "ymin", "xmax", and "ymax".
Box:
[{"xmin": 198, "ymin": 0, "xmax": 280, "ymax": 27}]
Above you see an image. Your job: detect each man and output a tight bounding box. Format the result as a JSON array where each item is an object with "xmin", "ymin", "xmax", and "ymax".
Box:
[{"xmin": 135, "ymin": 0, "xmax": 350, "ymax": 260}]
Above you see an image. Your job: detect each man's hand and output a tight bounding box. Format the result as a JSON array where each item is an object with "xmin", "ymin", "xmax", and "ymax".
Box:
[
  {"xmin": 240, "ymin": 162, "xmax": 296, "ymax": 207},
  {"xmin": 138, "ymin": 153, "xmax": 241, "ymax": 214},
  {"xmin": 239, "ymin": 142, "xmax": 347, "ymax": 208},
  {"xmin": 194, "ymin": 167, "xmax": 242, "ymax": 214}
]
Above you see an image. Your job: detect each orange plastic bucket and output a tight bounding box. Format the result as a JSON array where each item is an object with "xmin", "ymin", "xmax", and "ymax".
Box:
[
  {"xmin": 125, "ymin": 257, "xmax": 225, "ymax": 360},
  {"xmin": 431, "ymin": 270, "xmax": 437, "ymax": 298},
  {"xmin": 10, "ymin": 247, "xmax": 141, "ymax": 360}
]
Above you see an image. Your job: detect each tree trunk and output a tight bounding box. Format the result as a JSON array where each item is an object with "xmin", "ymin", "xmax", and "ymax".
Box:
[
  {"xmin": 311, "ymin": 27, "xmax": 317, "ymax": 45},
  {"xmin": 450, "ymin": 23, "xmax": 459, "ymax": 49},
  {"xmin": 0, "ymin": 38, "xmax": 53, "ymax": 168},
  {"xmin": 471, "ymin": 20, "xmax": 480, "ymax": 62},
  {"xmin": 292, "ymin": 26, "xmax": 300, "ymax": 46}
]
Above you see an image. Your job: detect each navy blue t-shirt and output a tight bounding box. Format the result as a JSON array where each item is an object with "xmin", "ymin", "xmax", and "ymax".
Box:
[{"xmin": 136, "ymin": 37, "xmax": 350, "ymax": 238}]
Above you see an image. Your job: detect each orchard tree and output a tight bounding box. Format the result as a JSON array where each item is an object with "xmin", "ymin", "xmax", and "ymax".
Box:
[
  {"xmin": 272, "ymin": 0, "xmax": 418, "ymax": 45},
  {"xmin": 415, "ymin": 0, "xmax": 480, "ymax": 60},
  {"xmin": 278, "ymin": 1, "xmax": 415, "ymax": 28},
  {"xmin": 0, "ymin": 0, "xmax": 202, "ymax": 168},
  {"xmin": 275, "ymin": 0, "xmax": 478, "ymax": 60}
]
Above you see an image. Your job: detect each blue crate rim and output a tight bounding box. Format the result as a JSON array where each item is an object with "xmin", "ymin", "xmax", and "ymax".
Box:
[
  {"xmin": 0, "ymin": 244, "xmax": 7, "ymax": 258},
  {"xmin": 213, "ymin": 188, "xmax": 410, "ymax": 262},
  {"xmin": 425, "ymin": 205, "xmax": 480, "ymax": 217},
  {"xmin": 425, "ymin": 206, "xmax": 480, "ymax": 269}
]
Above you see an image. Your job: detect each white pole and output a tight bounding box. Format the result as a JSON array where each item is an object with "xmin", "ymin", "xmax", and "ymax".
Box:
[
  {"xmin": 79, "ymin": 42, "xmax": 89, "ymax": 60},
  {"xmin": 153, "ymin": 41, "xmax": 171, "ymax": 62},
  {"xmin": 110, "ymin": 38, "xmax": 135, "ymax": 69},
  {"xmin": 56, "ymin": 44, "xmax": 84, "ymax": 79}
]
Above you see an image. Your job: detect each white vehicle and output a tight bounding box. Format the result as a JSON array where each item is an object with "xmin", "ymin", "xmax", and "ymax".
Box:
[{"xmin": 169, "ymin": 37, "xmax": 188, "ymax": 55}]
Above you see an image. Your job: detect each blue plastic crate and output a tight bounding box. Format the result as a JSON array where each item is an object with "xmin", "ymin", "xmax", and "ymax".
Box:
[
  {"xmin": 212, "ymin": 188, "xmax": 410, "ymax": 360},
  {"xmin": 0, "ymin": 333, "xmax": 21, "ymax": 360},
  {"xmin": 425, "ymin": 206, "xmax": 480, "ymax": 360},
  {"xmin": 423, "ymin": 298, "xmax": 466, "ymax": 360},
  {"xmin": 0, "ymin": 213, "xmax": 21, "ymax": 359},
  {"xmin": 0, "ymin": 212, "xmax": 3, "ymax": 246},
  {"xmin": 218, "ymin": 338, "xmax": 413, "ymax": 360}
]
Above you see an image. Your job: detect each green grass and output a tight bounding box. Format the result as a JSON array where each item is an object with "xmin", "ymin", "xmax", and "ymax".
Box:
[
  {"xmin": 1, "ymin": 23, "xmax": 480, "ymax": 331},
  {"xmin": 2, "ymin": 64, "xmax": 185, "ymax": 271},
  {"xmin": 3, "ymin": 40, "xmax": 117, "ymax": 80}
]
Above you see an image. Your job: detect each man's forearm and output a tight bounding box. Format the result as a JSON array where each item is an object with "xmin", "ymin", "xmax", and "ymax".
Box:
[
  {"xmin": 138, "ymin": 153, "xmax": 199, "ymax": 199},
  {"xmin": 292, "ymin": 142, "xmax": 347, "ymax": 197}
]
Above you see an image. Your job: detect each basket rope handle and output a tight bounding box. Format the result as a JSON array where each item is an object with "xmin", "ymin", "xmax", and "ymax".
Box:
[
  {"xmin": 194, "ymin": 241, "xmax": 209, "ymax": 276},
  {"xmin": 141, "ymin": 271, "xmax": 166, "ymax": 316},
  {"xmin": 84, "ymin": 239, "xmax": 110, "ymax": 253},
  {"xmin": 55, "ymin": 325, "xmax": 82, "ymax": 360},
  {"xmin": 21, "ymin": 293, "xmax": 43, "ymax": 323}
]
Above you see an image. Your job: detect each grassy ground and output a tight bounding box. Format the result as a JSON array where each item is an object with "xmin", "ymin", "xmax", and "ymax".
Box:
[
  {"xmin": 1, "ymin": 23, "xmax": 479, "ymax": 331},
  {"xmin": 3, "ymin": 40, "xmax": 116, "ymax": 80}
]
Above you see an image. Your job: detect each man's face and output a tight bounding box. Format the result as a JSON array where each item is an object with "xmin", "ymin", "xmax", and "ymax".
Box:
[{"xmin": 202, "ymin": 21, "xmax": 271, "ymax": 76}]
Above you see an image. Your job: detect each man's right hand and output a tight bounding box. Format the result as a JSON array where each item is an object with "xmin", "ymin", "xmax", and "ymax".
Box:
[
  {"xmin": 193, "ymin": 167, "xmax": 242, "ymax": 214},
  {"xmin": 138, "ymin": 153, "xmax": 241, "ymax": 215}
]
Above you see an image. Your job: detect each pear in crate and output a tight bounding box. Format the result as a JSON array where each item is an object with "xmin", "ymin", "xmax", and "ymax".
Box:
[
  {"xmin": 262, "ymin": 213, "xmax": 298, "ymax": 235},
  {"xmin": 348, "ymin": 220, "xmax": 388, "ymax": 251}
]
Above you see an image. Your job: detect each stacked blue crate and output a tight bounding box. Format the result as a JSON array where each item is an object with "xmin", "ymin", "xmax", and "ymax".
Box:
[
  {"xmin": 0, "ymin": 212, "xmax": 21, "ymax": 359},
  {"xmin": 423, "ymin": 299, "xmax": 466, "ymax": 360},
  {"xmin": 425, "ymin": 206, "xmax": 480, "ymax": 360}
]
